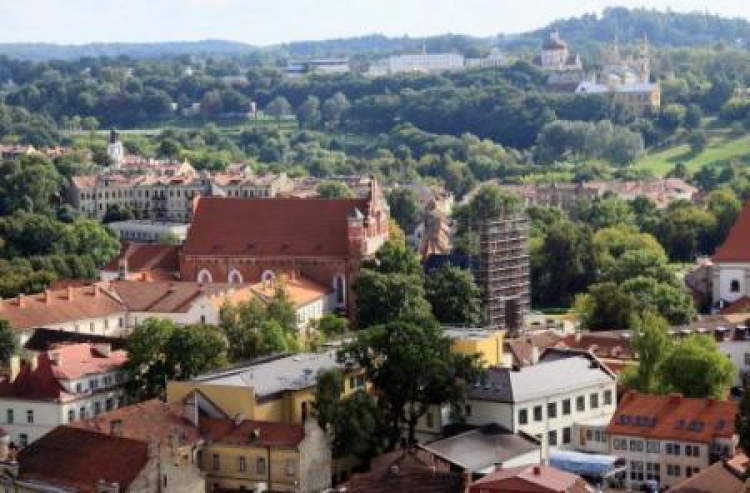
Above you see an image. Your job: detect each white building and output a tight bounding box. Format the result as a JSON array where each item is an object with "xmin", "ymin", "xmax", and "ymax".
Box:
[
  {"xmin": 0, "ymin": 343, "xmax": 128, "ymax": 446},
  {"xmin": 535, "ymin": 30, "xmax": 583, "ymax": 72},
  {"xmin": 107, "ymin": 220, "xmax": 190, "ymax": 244},
  {"xmin": 712, "ymin": 201, "xmax": 750, "ymax": 312},
  {"xmin": 465, "ymin": 350, "xmax": 618, "ymax": 455},
  {"xmin": 367, "ymin": 53, "xmax": 465, "ymax": 76},
  {"xmin": 285, "ymin": 59, "xmax": 350, "ymax": 77}
]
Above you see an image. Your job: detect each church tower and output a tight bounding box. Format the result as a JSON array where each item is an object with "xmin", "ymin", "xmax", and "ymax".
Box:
[
  {"xmin": 107, "ymin": 128, "xmax": 124, "ymax": 168},
  {"xmin": 636, "ymin": 34, "xmax": 651, "ymax": 83}
]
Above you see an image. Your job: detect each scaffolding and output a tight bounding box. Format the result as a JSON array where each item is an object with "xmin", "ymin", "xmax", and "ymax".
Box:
[{"xmin": 475, "ymin": 213, "xmax": 530, "ymax": 335}]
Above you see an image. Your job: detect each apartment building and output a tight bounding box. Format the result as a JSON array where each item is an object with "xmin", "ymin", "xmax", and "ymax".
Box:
[
  {"xmin": 465, "ymin": 350, "xmax": 618, "ymax": 454},
  {"xmin": 606, "ymin": 390, "xmax": 738, "ymax": 490},
  {"xmin": 68, "ymin": 169, "xmax": 293, "ymax": 222},
  {"xmin": 0, "ymin": 343, "xmax": 128, "ymax": 446}
]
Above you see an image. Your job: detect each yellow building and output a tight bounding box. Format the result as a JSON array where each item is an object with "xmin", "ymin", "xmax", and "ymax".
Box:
[{"xmin": 445, "ymin": 328, "xmax": 505, "ymax": 367}]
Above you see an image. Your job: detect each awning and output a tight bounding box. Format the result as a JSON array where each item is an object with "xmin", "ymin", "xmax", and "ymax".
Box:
[{"xmin": 550, "ymin": 451, "xmax": 626, "ymax": 478}]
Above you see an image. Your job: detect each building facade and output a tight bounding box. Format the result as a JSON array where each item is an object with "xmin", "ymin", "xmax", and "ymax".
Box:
[
  {"xmin": 712, "ymin": 201, "xmax": 750, "ymax": 312},
  {"xmin": 106, "ymin": 220, "xmax": 190, "ymax": 244},
  {"xmin": 606, "ymin": 391, "xmax": 738, "ymax": 490},
  {"xmin": 0, "ymin": 343, "xmax": 128, "ymax": 446}
]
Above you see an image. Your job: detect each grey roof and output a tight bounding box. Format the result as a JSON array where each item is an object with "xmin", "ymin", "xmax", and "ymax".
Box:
[
  {"xmin": 469, "ymin": 354, "xmax": 615, "ymax": 403},
  {"xmin": 420, "ymin": 423, "xmax": 539, "ymax": 472},
  {"xmin": 191, "ymin": 351, "xmax": 342, "ymax": 398}
]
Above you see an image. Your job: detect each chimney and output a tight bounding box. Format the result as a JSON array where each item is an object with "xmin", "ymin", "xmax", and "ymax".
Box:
[
  {"xmin": 94, "ymin": 343, "xmax": 111, "ymax": 357},
  {"xmin": 15, "ymin": 294, "xmax": 24, "ymax": 308},
  {"xmin": 9, "ymin": 356, "xmax": 21, "ymax": 381},
  {"xmin": 117, "ymin": 258, "xmax": 129, "ymax": 280},
  {"xmin": 533, "ymin": 465, "xmax": 542, "ymax": 476},
  {"xmin": 92, "ymin": 285, "xmax": 99, "ymax": 297},
  {"xmin": 67, "ymin": 286, "xmax": 74, "ymax": 301},
  {"xmin": 44, "ymin": 290, "xmax": 52, "ymax": 304}
]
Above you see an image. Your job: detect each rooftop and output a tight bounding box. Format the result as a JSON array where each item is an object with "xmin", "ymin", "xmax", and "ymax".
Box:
[
  {"xmin": 606, "ymin": 391, "xmax": 738, "ymax": 443},
  {"xmin": 108, "ymin": 280, "xmax": 254, "ymax": 314},
  {"xmin": 199, "ymin": 417, "xmax": 304, "ymax": 448},
  {"xmin": 346, "ymin": 450, "xmax": 464, "ymax": 493},
  {"xmin": 47, "ymin": 343, "xmax": 127, "ymax": 380},
  {"xmin": 669, "ymin": 455, "xmax": 747, "ymax": 493},
  {"xmin": 714, "ymin": 201, "xmax": 750, "ymax": 263},
  {"xmin": 249, "ymin": 274, "xmax": 333, "ymax": 308},
  {"xmin": 468, "ymin": 354, "xmax": 615, "ymax": 403},
  {"xmin": 419, "ymin": 423, "xmax": 539, "ymax": 473},
  {"xmin": 191, "ymin": 351, "xmax": 343, "ymax": 398},
  {"xmin": 101, "ymin": 242, "xmax": 179, "ymax": 274},
  {"xmin": 469, "ymin": 464, "xmax": 590, "ymax": 493},
  {"xmin": 18, "ymin": 426, "xmax": 149, "ymax": 493}
]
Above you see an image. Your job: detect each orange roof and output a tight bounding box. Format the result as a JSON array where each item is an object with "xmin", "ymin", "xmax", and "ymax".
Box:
[
  {"xmin": 714, "ymin": 201, "xmax": 750, "ymax": 262},
  {"xmin": 719, "ymin": 297, "xmax": 750, "ymax": 315},
  {"xmin": 108, "ymin": 280, "xmax": 254, "ymax": 313},
  {"xmin": 47, "ymin": 343, "xmax": 127, "ymax": 380},
  {"xmin": 0, "ymin": 355, "xmax": 73, "ymax": 401},
  {"xmin": 199, "ymin": 417, "xmax": 304, "ymax": 448},
  {"xmin": 0, "ymin": 285, "xmax": 124, "ymax": 331},
  {"xmin": 250, "ymin": 274, "xmax": 332, "ymax": 308},
  {"xmin": 184, "ymin": 196, "xmax": 368, "ymax": 257},
  {"xmin": 70, "ymin": 399, "xmax": 200, "ymax": 446},
  {"xmin": 102, "ymin": 242, "xmax": 179, "ymax": 273},
  {"xmin": 18, "ymin": 426, "xmax": 149, "ymax": 493},
  {"xmin": 469, "ymin": 465, "xmax": 588, "ymax": 493},
  {"xmin": 606, "ymin": 391, "xmax": 738, "ymax": 443}
]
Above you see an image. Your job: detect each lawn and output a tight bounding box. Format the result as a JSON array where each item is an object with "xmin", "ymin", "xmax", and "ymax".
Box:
[{"xmin": 634, "ymin": 132, "xmax": 750, "ymax": 176}]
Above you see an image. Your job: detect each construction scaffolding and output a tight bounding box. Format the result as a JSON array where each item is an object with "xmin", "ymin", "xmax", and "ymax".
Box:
[{"xmin": 475, "ymin": 212, "xmax": 531, "ymax": 335}]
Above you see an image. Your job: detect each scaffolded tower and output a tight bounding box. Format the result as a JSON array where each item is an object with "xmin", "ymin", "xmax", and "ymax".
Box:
[{"xmin": 475, "ymin": 212, "xmax": 530, "ymax": 335}]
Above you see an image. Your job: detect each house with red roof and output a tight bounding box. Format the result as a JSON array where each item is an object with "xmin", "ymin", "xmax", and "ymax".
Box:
[
  {"xmin": 467, "ymin": 464, "xmax": 591, "ymax": 493},
  {"xmin": 712, "ymin": 200, "xmax": 750, "ymax": 314},
  {"xmin": 606, "ymin": 390, "xmax": 738, "ymax": 490},
  {"xmin": 0, "ymin": 343, "xmax": 128, "ymax": 447},
  {"xmin": 179, "ymin": 178, "xmax": 389, "ymax": 316}
]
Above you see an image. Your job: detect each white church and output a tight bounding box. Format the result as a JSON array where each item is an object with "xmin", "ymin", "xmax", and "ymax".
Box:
[{"xmin": 712, "ymin": 201, "xmax": 750, "ymax": 312}]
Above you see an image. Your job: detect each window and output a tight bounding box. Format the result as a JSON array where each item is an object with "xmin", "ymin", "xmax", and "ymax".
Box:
[
  {"xmin": 646, "ymin": 441, "xmax": 660, "ymax": 453},
  {"xmin": 19, "ymin": 434, "xmax": 28, "ymax": 448},
  {"xmin": 465, "ymin": 405, "xmax": 472, "ymax": 417},
  {"xmin": 426, "ymin": 412, "xmax": 434, "ymax": 428},
  {"xmin": 590, "ymin": 393, "xmax": 599, "ymax": 409},
  {"xmin": 533, "ymin": 405, "xmax": 543, "ymax": 422},
  {"xmin": 604, "ymin": 389, "xmax": 613, "ymax": 406},
  {"xmin": 562, "ymin": 399, "xmax": 571, "ymax": 415},
  {"xmin": 518, "ymin": 409, "xmax": 528, "ymax": 425},
  {"xmin": 646, "ymin": 462, "xmax": 661, "ymax": 481},
  {"xmin": 745, "ymin": 353, "xmax": 750, "ymax": 366},
  {"xmin": 666, "ymin": 443, "xmax": 681, "ymax": 456},
  {"xmin": 630, "ymin": 440, "xmax": 644, "ymax": 452},
  {"xmin": 212, "ymin": 454, "xmax": 220, "ymax": 471},
  {"xmin": 68, "ymin": 409, "xmax": 75, "ymax": 422},
  {"xmin": 238, "ymin": 456, "xmax": 247, "ymax": 473},
  {"xmin": 80, "ymin": 407, "xmax": 87, "ymax": 420},
  {"xmin": 285, "ymin": 459, "xmax": 295, "ymax": 477},
  {"xmin": 576, "ymin": 396, "xmax": 585, "ymax": 412},
  {"xmin": 730, "ymin": 279, "xmax": 741, "ymax": 293},
  {"xmin": 6, "ymin": 410, "xmax": 13, "ymax": 424},
  {"xmin": 256, "ymin": 457, "xmax": 266, "ymax": 475},
  {"xmin": 90, "ymin": 379, "xmax": 98, "ymax": 390},
  {"xmin": 562, "ymin": 427, "xmax": 571, "ymax": 444},
  {"xmin": 630, "ymin": 461, "xmax": 644, "ymax": 482},
  {"xmin": 548, "ymin": 430, "xmax": 558, "ymax": 446},
  {"xmin": 547, "ymin": 402, "xmax": 557, "ymax": 419},
  {"xmin": 26, "ymin": 410, "xmax": 33, "ymax": 424},
  {"xmin": 686, "ymin": 444, "xmax": 700, "ymax": 457},
  {"xmin": 94, "ymin": 402, "xmax": 101, "ymax": 415}
]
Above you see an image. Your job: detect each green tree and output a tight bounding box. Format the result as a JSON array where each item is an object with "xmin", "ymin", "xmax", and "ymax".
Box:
[
  {"xmin": 296, "ymin": 96, "xmax": 322, "ymax": 129},
  {"xmin": 322, "ymin": 92, "xmax": 351, "ymax": 128},
  {"xmin": 316, "ymin": 181, "xmax": 353, "ymax": 198},
  {"xmin": 353, "ymin": 269, "xmax": 433, "ymax": 328},
  {"xmin": 621, "ymin": 277, "xmax": 696, "ymax": 325},
  {"xmin": 0, "ymin": 319, "xmax": 20, "ymax": 365},
  {"xmin": 314, "ymin": 313, "xmax": 348, "ymax": 337},
  {"xmin": 424, "ymin": 264, "xmax": 482, "ymax": 325},
  {"xmin": 688, "ymin": 130, "xmax": 708, "ymax": 154},
  {"xmin": 125, "ymin": 318, "xmax": 227, "ymax": 399},
  {"xmin": 265, "ymin": 96, "xmax": 292, "ymax": 123},
  {"xmin": 660, "ymin": 335, "xmax": 734, "ymax": 398},
  {"xmin": 387, "ymin": 188, "xmax": 422, "ymax": 233},
  {"xmin": 575, "ymin": 282, "xmax": 637, "ymax": 331},
  {"xmin": 601, "ymin": 249, "xmax": 674, "ymax": 285},
  {"xmin": 219, "ymin": 298, "xmax": 267, "ymax": 361},
  {"xmin": 364, "ymin": 239, "xmax": 423, "ymax": 276},
  {"xmin": 619, "ymin": 312, "xmax": 671, "ymax": 393},
  {"xmin": 684, "ymin": 104, "xmax": 703, "ymax": 129},
  {"xmin": 313, "ymin": 368, "xmax": 344, "ymax": 429},
  {"xmin": 339, "ymin": 321, "xmax": 482, "ymax": 449},
  {"xmin": 103, "ymin": 204, "xmax": 134, "ymax": 224}
]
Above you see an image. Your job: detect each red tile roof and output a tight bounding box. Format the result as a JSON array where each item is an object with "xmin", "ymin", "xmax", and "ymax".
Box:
[
  {"xmin": 102, "ymin": 242, "xmax": 180, "ymax": 273},
  {"xmin": 468, "ymin": 465, "xmax": 589, "ymax": 493},
  {"xmin": 70, "ymin": 399, "xmax": 200, "ymax": 446},
  {"xmin": 670, "ymin": 455, "xmax": 747, "ymax": 493},
  {"xmin": 108, "ymin": 280, "xmax": 251, "ymax": 313},
  {"xmin": 0, "ymin": 285, "xmax": 124, "ymax": 331},
  {"xmin": 606, "ymin": 391, "xmax": 738, "ymax": 443},
  {"xmin": 199, "ymin": 417, "xmax": 305, "ymax": 448},
  {"xmin": 46, "ymin": 343, "xmax": 127, "ymax": 380},
  {"xmin": 558, "ymin": 331, "xmax": 635, "ymax": 361},
  {"xmin": 184, "ymin": 197, "xmax": 368, "ymax": 257},
  {"xmin": 719, "ymin": 297, "xmax": 750, "ymax": 315},
  {"xmin": 0, "ymin": 355, "xmax": 72, "ymax": 401},
  {"xmin": 18, "ymin": 426, "xmax": 149, "ymax": 493},
  {"xmin": 346, "ymin": 450, "xmax": 464, "ymax": 493},
  {"xmin": 714, "ymin": 201, "xmax": 750, "ymax": 262}
]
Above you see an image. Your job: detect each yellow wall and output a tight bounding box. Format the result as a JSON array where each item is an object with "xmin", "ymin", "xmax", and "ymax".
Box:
[
  {"xmin": 166, "ymin": 382, "xmax": 257, "ymax": 418},
  {"xmin": 200, "ymin": 443, "xmax": 301, "ymax": 492},
  {"xmin": 451, "ymin": 330, "xmax": 505, "ymax": 367}
]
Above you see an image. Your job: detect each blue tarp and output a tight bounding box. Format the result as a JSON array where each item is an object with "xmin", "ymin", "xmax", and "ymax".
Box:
[{"xmin": 550, "ymin": 451, "xmax": 621, "ymax": 478}]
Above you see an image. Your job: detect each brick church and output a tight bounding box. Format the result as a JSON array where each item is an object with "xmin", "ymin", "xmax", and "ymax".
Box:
[{"xmin": 177, "ymin": 179, "xmax": 390, "ymax": 315}]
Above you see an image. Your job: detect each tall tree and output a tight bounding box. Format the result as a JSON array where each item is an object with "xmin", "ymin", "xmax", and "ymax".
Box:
[
  {"xmin": 339, "ymin": 321, "xmax": 482, "ymax": 449},
  {"xmin": 296, "ymin": 96, "xmax": 322, "ymax": 129},
  {"xmin": 620, "ymin": 312, "xmax": 671, "ymax": 393},
  {"xmin": 424, "ymin": 264, "xmax": 482, "ymax": 325},
  {"xmin": 0, "ymin": 319, "xmax": 19, "ymax": 365},
  {"xmin": 660, "ymin": 335, "xmax": 734, "ymax": 399}
]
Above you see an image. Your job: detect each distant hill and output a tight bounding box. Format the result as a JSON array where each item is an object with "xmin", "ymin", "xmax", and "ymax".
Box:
[
  {"xmin": 0, "ymin": 39, "xmax": 256, "ymax": 61},
  {"xmin": 0, "ymin": 7, "xmax": 748, "ymax": 61}
]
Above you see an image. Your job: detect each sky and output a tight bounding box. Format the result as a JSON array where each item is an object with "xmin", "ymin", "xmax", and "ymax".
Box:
[{"xmin": 0, "ymin": 0, "xmax": 749, "ymax": 45}]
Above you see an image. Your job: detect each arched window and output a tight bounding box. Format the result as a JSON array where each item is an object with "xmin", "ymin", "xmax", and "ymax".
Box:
[
  {"xmin": 197, "ymin": 269, "xmax": 213, "ymax": 284},
  {"xmin": 333, "ymin": 274, "xmax": 346, "ymax": 306},
  {"xmin": 228, "ymin": 269, "xmax": 243, "ymax": 284},
  {"xmin": 261, "ymin": 270, "xmax": 275, "ymax": 283},
  {"xmin": 731, "ymin": 279, "xmax": 741, "ymax": 293}
]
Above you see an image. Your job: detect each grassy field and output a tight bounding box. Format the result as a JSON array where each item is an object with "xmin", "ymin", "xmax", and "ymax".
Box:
[{"xmin": 634, "ymin": 130, "xmax": 750, "ymax": 176}]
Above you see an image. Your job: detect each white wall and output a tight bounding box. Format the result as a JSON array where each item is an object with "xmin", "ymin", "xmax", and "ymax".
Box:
[
  {"xmin": 719, "ymin": 340, "xmax": 750, "ymax": 386},
  {"xmin": 719, "ymin": 266, "xmax": 748, "ymax": 303}
]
